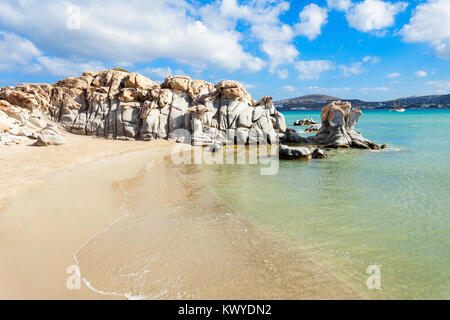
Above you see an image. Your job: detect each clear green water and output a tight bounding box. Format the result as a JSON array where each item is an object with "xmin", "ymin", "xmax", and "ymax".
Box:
[{"xmin": 202, "ymin": 109, "xmax": 450, "ymax": 299}]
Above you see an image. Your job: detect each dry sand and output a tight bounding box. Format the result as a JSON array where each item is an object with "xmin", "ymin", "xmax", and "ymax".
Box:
[
  {"xmin": 0, "ymin": 135, "xmax": 175, "ymax": 299},
  {"xmin": 0, "ymin": 134, "xmax": 173, "ymax": 210}
]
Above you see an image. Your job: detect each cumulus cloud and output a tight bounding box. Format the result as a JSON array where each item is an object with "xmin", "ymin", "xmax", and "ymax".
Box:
[
  {"xmin": 387, "ymin": 72, "xmax": 401, "ymax": 78},
  {"xmin": 277, "ymin": 69, "xmax": 289, "ymax": 79},
  {"xmin": 340, "ymin": 62, "xmax": 364, "ymax": 76},
  {"xmin": 0, "ymin": 31, "xmax": 41, "ymax": 71},
  {"xmin": 400, "ymin": 0, "xmax": 450, "ymax": 59},
  {"xmin": 306, "ymin": 86, "xmax": 351, "ymax": 93},
  {"xmin": 346, "ymin": 0, "xmax": 407, "ymax": 32},
  {"xmin": 295, "ymin": 60, "xmax": 334, "ymax": 80},
  {"xmin": 137, "ymin": 67, "xmax": 179, "ymax": 81},
  {"xmin": 0, "ymin": 30, "xmax": 105, "ymax": 77},
  {"xmin": 30, "ymin": 56, "xmax": 106, "ymax": 77},
  {"xmin": 295, "ymin": 4, "xmax": 329, "ymax": 40},
  {"xmin": 327, "ymin": 0, "xmax": 353, "ymax": 11},
  {"xmin": 282, "ymin": 85, "xmax": 297, "ymax": 92},
  {"xmin": 340, "ymin": 55, "xmax": 380, "ymax": 76},
  {"xmin": 415, "ymin": 70, "xmax": 428, "ymax": 77},
  {"xmin": 363, "ymin": 55, "xmax": 381, "ymax": 63},
  {"xmin": 425, "ymin": 80, "xmax": 450, "ymax": 94},
  {"xmin": 200, "ymin": 0, "xmax": 295, "ymax": 73},
  {"xmin": 0, "ymin": 0, "xmax": 265, "ymax": 73},
  {"xmin": 359, "ymin": 86, "xmax": 391, "ymax": 91}
]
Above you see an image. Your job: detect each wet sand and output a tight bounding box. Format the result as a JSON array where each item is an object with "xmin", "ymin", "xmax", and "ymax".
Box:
[
  {"xmin": 0, "ymin": 136, "xmax": 362, "ymax": 299},
  {"xmin": 0, "ymin": 135, "xmax": 174, "ymax": 299}
]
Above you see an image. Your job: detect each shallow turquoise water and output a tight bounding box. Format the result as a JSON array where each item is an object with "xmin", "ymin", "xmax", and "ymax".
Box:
[{"xmin": 203, "ymin": 109, "xmax": 450, "ymax": 299}]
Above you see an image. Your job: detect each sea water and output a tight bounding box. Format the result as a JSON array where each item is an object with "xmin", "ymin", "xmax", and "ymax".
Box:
[
  {"xmin": 72, "ymin": 110, "xmax": 449, "ymax": 299},
  {"xmin": 202, "ymin": 109, "xmax": 450, "ymax": 299}
]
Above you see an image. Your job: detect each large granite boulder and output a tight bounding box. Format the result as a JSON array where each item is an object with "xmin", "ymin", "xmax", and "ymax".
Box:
[
  {"xmin": 282, "ymin": 101, "xmax": 383, "ymax": 150},
  {"xmin": 35, "ymin": 124, "xmax": 66, "ymax": 146}
]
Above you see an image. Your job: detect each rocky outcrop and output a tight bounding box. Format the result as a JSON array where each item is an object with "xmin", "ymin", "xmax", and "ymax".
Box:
[
  {"xmin": 304, "ymin": 124, "xmax": 321, "ymax": 132},
  {"xmin": 282, "ymin": 101, "xmax": 384, "ymax": 150},
  {"xmin": 279, "ymin": 145, "xmax": 327, "ymax": 160},
  {"xmin": 35, "ymin": 124, "xmax": 66, "ymax": 146},
  {"xmin": 1, "ymin": 69, "xmax": 382, "ymax": 152},
  {"xmin": 0, "ymin": 69, "xmax": 287, "ymax": 147},
  {"xmin": 294, "ymin": 118, "xmax": 317, "ymax": 126},
  {"xmin": 0, "ymin": 101, "xmax": 60, "ymax": 146}
]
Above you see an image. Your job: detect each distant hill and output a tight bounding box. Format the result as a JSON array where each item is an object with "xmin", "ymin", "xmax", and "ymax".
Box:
[{"xmin": 275, "ymin": 94, "xmax": 450, "ymax": 110}]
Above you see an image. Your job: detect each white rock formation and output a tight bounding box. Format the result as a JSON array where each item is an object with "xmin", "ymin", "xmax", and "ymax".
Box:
[
  {"xmin": 282, "ymin": 101, "xmax": 384, "ymax": 150},
  {"xmin": 0, "ymin": 69, "xmax": 381, "ymax": 151}
]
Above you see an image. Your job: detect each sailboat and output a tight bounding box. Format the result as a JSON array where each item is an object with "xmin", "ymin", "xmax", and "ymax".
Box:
[{"xmin": 391, "ymin": 98, "xmax": 405, "ymax": 112}]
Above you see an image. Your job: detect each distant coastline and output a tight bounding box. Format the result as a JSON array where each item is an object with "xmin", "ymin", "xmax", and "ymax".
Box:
[{"xmin": 275, "ymin": 93, "xmax": 450, "ymax": 111}]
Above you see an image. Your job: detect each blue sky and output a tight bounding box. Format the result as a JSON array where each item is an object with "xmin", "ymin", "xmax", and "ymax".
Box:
[{"xmin": 0, "ymin": 0, "xmax": 449, "ymax": 101}]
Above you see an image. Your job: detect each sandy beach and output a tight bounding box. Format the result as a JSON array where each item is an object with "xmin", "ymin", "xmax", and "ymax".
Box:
[
  {"xmin": 0, "ymin": 135, "xmax": 175, "ymax": 299},
  {"xmin": 0, "ymin": 135, "xmax": 363, "ymax": 300},
  {"xmin": 0, "ymin": 134, "xmax": 174, "ymax": 211}
]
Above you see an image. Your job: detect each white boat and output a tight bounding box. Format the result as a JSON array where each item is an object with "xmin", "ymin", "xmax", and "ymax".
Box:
[{"xmin": 390, "ymin": 98, "xmax": 405, "ymax": 112}]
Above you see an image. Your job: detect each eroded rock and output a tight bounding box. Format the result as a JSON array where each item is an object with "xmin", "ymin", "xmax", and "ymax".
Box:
[
  {"xmin": 279, "ymin": 145, "xmax": 312, "ymax": 160},
  {"xmin": 35, "ymin": 124, "xmax": 66, "ymax": 146},
  {"xmin": 281, "ymin": 100, "xmax": 382, "ymax": 150},
  {"xmin": 0, "ymin": 69, "xmax": 381, "ymax": 153},
  {"xmin": 294, "ymin": 118, "xmax": 317, "ymax": 126}
]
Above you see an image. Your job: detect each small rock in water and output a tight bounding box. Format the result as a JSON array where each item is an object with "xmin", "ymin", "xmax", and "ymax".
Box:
[
  {"xmin": 312, "ymin": 148, "xmax": 327, "ymax": 159},
  {"xmin": 294, "ymin": 118, "xmax": 317, "ymax": 126},
  {"xmin": 279, "ymin": 144, "xmax": 312, "ymax": 160},
  {"xmin": 304, "ymin": 124, "xmax": 321, "ymax": 132}
]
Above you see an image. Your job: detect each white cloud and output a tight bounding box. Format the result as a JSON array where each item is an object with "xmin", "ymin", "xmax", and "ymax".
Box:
[
  {"xmin": 340, "ymin": 55, "xmax": 380, "ymax": 76},
  {"xmin": 306, "ymin": 86, "xmax": 351, "ymax": 92},
  {"xmin": 277, "ymin": 69, "xmax": 289, "ymax": 79},
  {"xmin": 346, "ymin": 0, "xmax": 407, "ymax": 32},
  {"xmin": 30, "ymin": 56, "xmax": 106, "ymax": 77},
  {"xmin": 282, "ymin": 85, "xmax": 296, "ymax": 92},
  {"xmin": 0, "ymin": 31, "xmax": 41, "ymax": 71},
  {"xmin": 0, "ymin": 30, "xmax": 105, "ymax": 77},
  {"xmin": 0, "ymin": 0, "xmax": 265, "ymax": 73},
  {"xmin": 327, "ymin": 0, "xmax": 353, "ymax": 11},
  {"xmin": 363, "ymin": 55, "xmax": 381, "ymax": 63},
  {"xmin": 359, "ymin": 86, "xmax": 391, "ymax": 91},
  {"xmin": 415, "ymin": 70, "xmax": 428, "ymax": 77},
  {"xmin": 295, "ymin": 4, "xmax": 329, "ymax": 40},
  {"xmin": 387, "ymin": 72, "xmax": 401, "ymax": 78},
  {"xmin": 340, "ymin": 62, "xmax": 364, "ymax": 76},
  {"xmin": 200, "ymin": 0, "xmax": 295, "ymax": 73},
  {"xmin": 295, "ymin": 60, "xmax": 334, "ymax": 80},
  {"xmin": 139, "ymin": 67, "xmax": 174, "ymax": 80},
  {"xmin": 401, "ymin": 0, "xmax": 450, "ymax": 59},
  {"xmin": 425, "ymin": 80, "xmax": 450, "ymax": 94},
  {"xmin": 243, "ymin": 82, "xmax": 257, "ymax": 89}
]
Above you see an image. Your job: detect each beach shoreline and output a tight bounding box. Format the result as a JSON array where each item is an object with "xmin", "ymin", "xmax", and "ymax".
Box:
[
  {"xmin": 0, "ymin": 136, "xmax": 175, "ymax": 299},
  {"xmin": 0, "ymin": 135, "xmax": 363, "ymax": 299}
]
